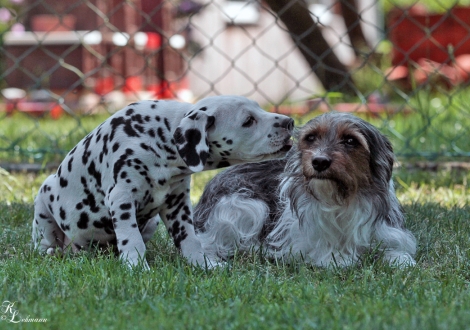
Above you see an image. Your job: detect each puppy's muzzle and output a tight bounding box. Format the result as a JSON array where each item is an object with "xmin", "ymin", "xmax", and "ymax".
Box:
[
  {"xmin": 312, "ymin": 155, "xmax": 331, "ymax": 172},
  {"xmin": 282, "ymin": 118, "xmax": 295, "ymax": 131}
]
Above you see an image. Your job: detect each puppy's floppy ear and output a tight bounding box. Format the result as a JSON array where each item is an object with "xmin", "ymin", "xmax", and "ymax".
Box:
[{"xmin": 173, "ymin": 110, "xmax": 215, "ymax": 172}]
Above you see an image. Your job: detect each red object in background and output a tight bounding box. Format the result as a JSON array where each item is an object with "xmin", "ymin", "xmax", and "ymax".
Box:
[
  {"xmin": 148, "ymin": 77, "xmax": 189, "ymax": 99},
  {"xmin": 95, "ymin": 77, "xmax": 115, "ymax": 96},
  {"xmin": 454, "ymin": 54, "xmax": 470, "ymax": 81},
  {"xmin": 148, "ymin": 81, "xmax": 174, "ymax": 99},
  {"xmin": 6, "ymin": 101, "xmax": 63, "ymax": 119},
  {"xmin": 388, "ymin": 6, "xmax": 470, "ymax": 66},
  {"xmin": 386, "ymin": 54, "xmax": 470, "ymax": 86},
  {"xmin": 123, "ymin": 76, "xmax": 143, "ymax": 93},
  {"xmin": 50, "ymin": 104, "xmax": 63, "ymax": 119},
  {"xmin": 146, "ymin": 33, "xmax": 162, "ymax": 50},
  {"xmin": 31, "ymin": 14, "xmax": 77, "ymax": 32}
]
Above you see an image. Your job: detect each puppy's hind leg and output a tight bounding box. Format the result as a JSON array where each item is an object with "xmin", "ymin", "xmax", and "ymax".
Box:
[{"xmin": 32, "ymin": 193, "xmax": 65, "ymax": 255}]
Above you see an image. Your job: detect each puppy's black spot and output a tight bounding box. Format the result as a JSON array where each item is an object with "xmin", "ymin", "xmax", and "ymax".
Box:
[
  {"xmin": 60, "ymin": 223, "xmax": 70, "ymax": 231},
  {"xmin": 172, "ymin": 221, "xmax": 181, "ymax": 235},
  {"xmin": 120, "ymin": 203, "xmax": 132, "ymax": 210},
  {"xmin": 176, "ymin": 129, "xmax": 203, "ymax": 167},
  {"xmin": 139, "ymin": 144, "xmax": 149, "ymax": 152},
  {"xmin": 174, "ymin": 128, "xmax": 185, "ymax": 145},
  {"xmin": 93, "ymin": 220, "xmax": 104, "ymax": 229},
  {"xmin": 188, "ymin": 113, "xmax": 198, "ymax": 120},
  {"xmin": 60, "ymin": 177, "xmax": 68, "ymax": 188},
  {"xmin": 157, "ymin": 127, "xmax": 166, "ymax": 143},
  {"xmin": 164, "ymin": 118, "xmax": 171, "ymax": 131},
  {"xmin": 67, "ymin": 157, "xmax": 73, "ymax": 172},
  {"xmin": 77, "ymin": 212, "xmax": 90, "ymax": 229},
  {"xmin": 200, "ymin": 151, "xmax": 210, "ymax": 165},
  {"xmin": 163, "ymin": 145, "xmax": 176, "ymax": 156},
  {"xmin": 206, "ymin": 116, "xmax": 215, "ymax": 130},
  {"xmin": 217, "ymin": 161, "xmax": 231, "ymax": 168},
  {"xmin": 87, "ymin": 161, "xmax": 102, "ymax": 187}
]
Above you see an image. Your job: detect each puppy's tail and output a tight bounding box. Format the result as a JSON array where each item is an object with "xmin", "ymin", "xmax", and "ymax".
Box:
[{"xmin": 196, "ymin": 193, "xmax": 268, "ymax": 259}]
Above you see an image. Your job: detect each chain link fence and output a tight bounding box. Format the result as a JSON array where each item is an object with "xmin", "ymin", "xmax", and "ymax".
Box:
[{"xmin": 1, "ymin": 0, "xmax": 470, "ymax": 166}]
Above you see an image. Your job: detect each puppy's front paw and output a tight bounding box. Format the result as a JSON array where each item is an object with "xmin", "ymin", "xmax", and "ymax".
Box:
[{"xmin": 46, "ymin": 246, "xmax": 63, "ymax": 256}]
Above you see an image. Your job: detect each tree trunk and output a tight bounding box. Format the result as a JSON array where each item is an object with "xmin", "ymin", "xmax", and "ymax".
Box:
[
  {"xmin": 339, "ymin": 0, "xmax": 371, "ymax": 57},
  {"xmin": 264, "ymin": 0, "xmax": 356, "ymax": 95}
]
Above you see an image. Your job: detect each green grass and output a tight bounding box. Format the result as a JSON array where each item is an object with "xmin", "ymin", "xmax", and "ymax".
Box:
[
  {"xmin": 382, "ymin": 0, "xmax": 470, "ymax": 13},
  {"xmin": 1, "ymin": 168, "xmax": 470, "ymax": 329},
  {"xmin": 0, "ymin": 111, "xmax": 109, "ymax": 164}
]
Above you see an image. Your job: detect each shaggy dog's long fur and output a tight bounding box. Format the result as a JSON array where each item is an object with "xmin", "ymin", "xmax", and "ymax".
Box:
[{"xmin": 194, "ymin": 112, "xmax": 416, "ymax": 267}]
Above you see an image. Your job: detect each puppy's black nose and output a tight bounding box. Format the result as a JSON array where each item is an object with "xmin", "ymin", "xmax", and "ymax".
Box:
[
  {"xmin": 281, "ymin": 118, "xmax": 295, "ymax": 131},
  {"xmin": 312, "ymin": 156, "xmax": 331, "ymax": 172}
]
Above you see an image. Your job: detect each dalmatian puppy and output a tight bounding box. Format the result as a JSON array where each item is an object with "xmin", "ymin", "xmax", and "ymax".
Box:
[{"xmin": 32, "ymin": 95, "xmax": 294, "ymax": 269}]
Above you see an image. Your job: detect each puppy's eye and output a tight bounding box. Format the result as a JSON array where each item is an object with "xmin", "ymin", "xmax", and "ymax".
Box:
[
  {"xmin": 304, "ymin": 134, "xmax": 316, "ymax": 142},
  {"xmin": 342, "ymin": 135, "xmax": 359, "ymax": 147},
  {"xmin": 242, "ymin": 116, "xmax": 256, "ymax": 128}
]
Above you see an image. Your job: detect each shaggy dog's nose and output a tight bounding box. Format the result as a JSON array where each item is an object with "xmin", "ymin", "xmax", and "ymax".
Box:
[{"xmin": 312, "ymin": 156, "xmax": 331, "ymax": 172}]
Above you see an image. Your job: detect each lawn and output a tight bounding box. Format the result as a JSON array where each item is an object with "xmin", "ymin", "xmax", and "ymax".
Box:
[
  {"xmin": 1, "ymin": 167, "xmax": 470, "ymax": 329},
  {"xmin": 1, "ymin": 82, "xmax": 470, "ymax": 329}
]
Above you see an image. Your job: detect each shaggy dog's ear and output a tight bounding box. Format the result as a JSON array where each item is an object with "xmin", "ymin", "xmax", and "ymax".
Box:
[
  {"xmin": 174, "ymin": 110, "xmax": 215, "ymax": 172},
  {"xmin": 360, "ymin": 121, "xmax": 395, "ymax": 185}
]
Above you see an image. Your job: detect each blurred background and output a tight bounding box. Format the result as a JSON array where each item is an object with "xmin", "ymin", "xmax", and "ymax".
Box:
[{"xmin": 1, "ymin": 0, "xmax": 470, "ymax": 167}]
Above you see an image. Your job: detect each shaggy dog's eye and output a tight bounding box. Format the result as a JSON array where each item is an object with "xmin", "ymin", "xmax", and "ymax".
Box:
[
  {"xmin": 342, "ymin": 135, "xmax": 359, "ymax": 147},
  {"xmin": 242, "ymin": 116, "xmax": 256, "ymax": 127},
  {"xmin": 304, "ymin": 134, "xmax": 316, "ymax": 142}
]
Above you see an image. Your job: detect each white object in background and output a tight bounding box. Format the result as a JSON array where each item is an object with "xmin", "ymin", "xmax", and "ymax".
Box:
[
  {"xmin": 169, "ymin": 34, "xmax": 186, "ymax": 49},
  {"xmin": 134, "ymin": 32, "xmax": 148, "ymax": 50},
  {"xmin": 1, "ymin": 87, "xmax": 26, "ymax": 100},
  {"xmin": 83, "ymin": 30, "xmax": 102, "ymax": 45},
  {"xmin": 221, "ymin": 1, "xmax": 259, "ymax": 25},
  {"xmin": 112, "ymin": 32, "xmax": 130, "ymax": 46},
  {"xmin": 309, "ymin": 4, "xmax": 333, "ymax": 26}
]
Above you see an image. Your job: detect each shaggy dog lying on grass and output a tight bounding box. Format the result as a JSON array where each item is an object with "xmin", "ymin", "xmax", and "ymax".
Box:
[{"xmin": 195, "ymin": 112, "xmax": 416, "ymax": 267}]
